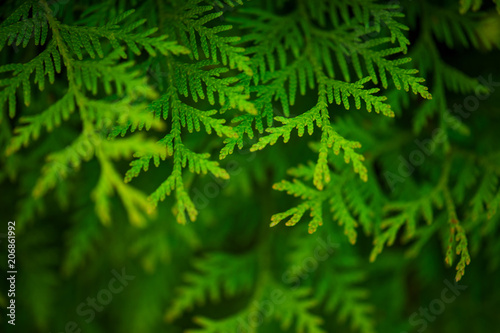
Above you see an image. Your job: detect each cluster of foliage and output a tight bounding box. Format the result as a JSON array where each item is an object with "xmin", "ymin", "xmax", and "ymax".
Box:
[{"xmin": 1, "ymin": 0, "xmax": 500, "ymax": 332}]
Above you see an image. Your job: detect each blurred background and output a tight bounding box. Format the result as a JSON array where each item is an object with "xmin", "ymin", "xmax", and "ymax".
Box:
[{"xmin": 1, "ymin": 0, "xmax": 500, "ymax": 332}]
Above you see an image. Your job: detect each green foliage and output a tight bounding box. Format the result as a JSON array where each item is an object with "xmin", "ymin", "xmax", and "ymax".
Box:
[
  {"xmin": 458, "ymin": 0, "xmax": 500, "ymax": 14},
  {"xmin": 1, "ymin": 0, "xmax": 500, "ymax": 332}
]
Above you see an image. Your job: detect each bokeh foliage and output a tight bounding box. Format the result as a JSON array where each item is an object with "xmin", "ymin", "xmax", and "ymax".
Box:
[{"xmin": 1, "ymin": 0, "xmax": 500, "ymax": 332}]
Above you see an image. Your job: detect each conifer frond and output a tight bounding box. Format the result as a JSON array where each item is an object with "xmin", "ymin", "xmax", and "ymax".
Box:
[
  {"xmin": 312, "ymin": 32, "xmax": 431, "ymax": 98},
  {"xmin": 166, "ymin": 252, "xmax": 256, "ymax": 321},
  {"xmin": 370, "ymin": 191, "xmax": 443, "ymax": 263},
  {"xmin": 130, "ymin": 220, "xmax": 201, "ymax": 272},
  {"xmin": 0, "ymin": 2, "xmax": 188, "ymax": 226},
  {"xmin": 124, "ymin": 63, "xmax": 241, "ymax": 223},
  {"xmin": 181, "ymin": 279, "xmax": 325, "ymax": 333},
  {"xmin": 442, "ymin": 186, "xmax": 471, "ymax": 281},
  {"xmin": 404, "ymin": 33, "xmax": 487, "ymax": 136},
  {"xmin": 211, "ymin": 0, "xmax": 244, "ymax": 8},
  {"xmin": 62, "ymin": 209, "xmax": 102, "ymax": 275},
  {"xmin": 275, "ymin": 286, "xmax": 326, "ymax": 333},
  {"xmin": 270, "ymin": 178, "xmax": 326, "ymax": 234},
  {"xmin": 470, "ymin": 171, "xmax": 498, "ymax": 221},
  {"xmin": 167, "ymin": 0, "xmax": 252, "ymax": 75},
  {"xmin": 0, "ymin": 1, "xmax": 48, "ymax": 51},
  {"xmin": 32, "ymin": 133, "xmax": 96, "ymax": 198},
  {"xmin": 250, "ymin": 77, "xmax": 393, "ymax": 153},
  {"xmin": 322, "ymin": 77, "xmax": 396, "ymax": 116},
  {"xmin": 31, "ymin": 130, "xmax": 163, "ymax": 225},
  {"xmin": 172, "ymin": 60, "xmax": 255, "ymax": 114},
  {"xmin": 71, "ymin": 51, "xmax": 152, "ymax": 95},
  {"xmin": 343, "ymin": 175, "xmax": 380, "ymax": 235},
  {"xmin": 146, "ymin": 140, "xmax": 230, "ymax": 224},
  {"xmin": 371, "ymin": 157, "xmax": 478, "ymax": 281},
  {"xmin": 304, "ymin": 0, "xmax": 410, "ymax": 51},
  {"xmin": 413, "ymin": 1, "xmax": 500, "ymax": 49},
  {"xmin": 6, "ymin": 91, "xmax": 75, "ymax": 154},
  {"xmin": 329, "ymin": 184, "xmax": 362, "ymax": 245},
  {"xmin": 233, "ymin": 9, "xmax": 305, "ymax": 77},
  {"xmin": 59, "ymin": 9, "xmax": 189, "ymax": 58},
  {"xmin": 0, "ymin": 40, "xmax": 61, "ymax": 118},
  {"xmin": 3, "ymin": 1, "xmax": 499, "ymax": 331},
  {"xmin": 92, "ymin": 147, "xmax": 158, "ymax": 226},
  {"xmin": 270, "ymin": 165, "xmax": 372, "ymax": 240},
  {"xmin": 315, "ymin": 252, "xmax": 375, "ymax": 333}
]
